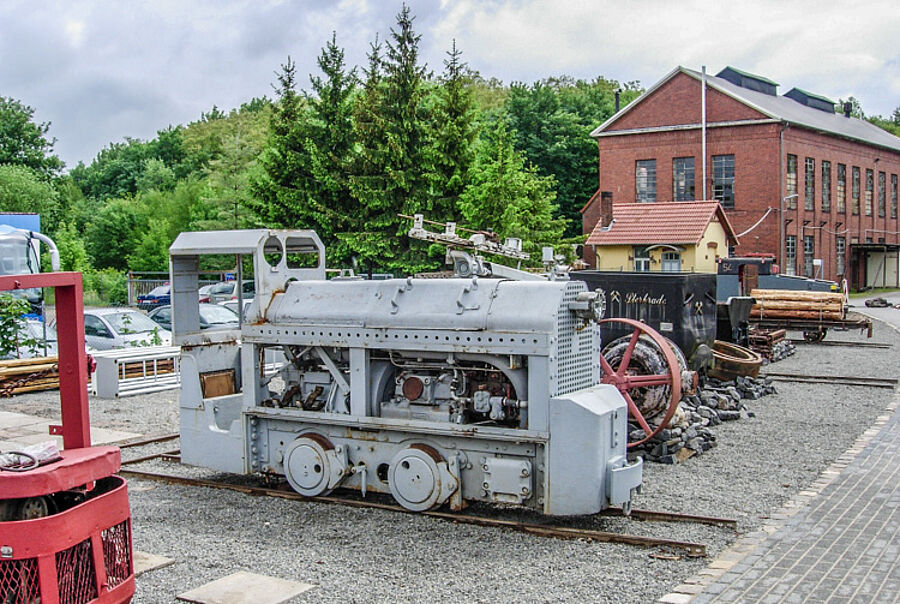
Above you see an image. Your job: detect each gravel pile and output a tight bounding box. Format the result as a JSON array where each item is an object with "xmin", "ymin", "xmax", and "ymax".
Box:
[{"xmin": 7, "ymin": 321, "xmax": 898, "ymax": 603}]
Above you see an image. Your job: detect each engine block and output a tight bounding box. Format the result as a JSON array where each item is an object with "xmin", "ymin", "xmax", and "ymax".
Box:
[{"xmin": 169, "ymin": 229, "xmax": 642, "ymax": 515}]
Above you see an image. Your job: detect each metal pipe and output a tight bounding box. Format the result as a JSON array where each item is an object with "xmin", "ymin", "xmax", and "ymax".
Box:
[
  {"xmin": 29, "ymin": 231, "xmax": 61, "ymax": 271},
  {"xmin": 701, "ymin": 66, "xmax": 707, "ymax": 200}
]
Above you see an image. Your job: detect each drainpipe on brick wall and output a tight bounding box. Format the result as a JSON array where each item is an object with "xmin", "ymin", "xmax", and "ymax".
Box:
[
  {"xmin": 779, "ymin": 124, "xmax": 784, "ymax": 269},
  {"xmin": 701, "ymin": 66, "xmax": 708, "ymax": 201}
]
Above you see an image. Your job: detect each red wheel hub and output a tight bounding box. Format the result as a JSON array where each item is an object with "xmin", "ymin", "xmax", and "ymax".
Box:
[{"xmin": 598, "ymin": 318, "xmax": 683, "ymax": 448}]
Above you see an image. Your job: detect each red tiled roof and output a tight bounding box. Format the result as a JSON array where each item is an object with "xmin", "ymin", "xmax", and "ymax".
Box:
[{"xmin": 585, "ymin": 201, "xmax": 739, "ymax": 246}]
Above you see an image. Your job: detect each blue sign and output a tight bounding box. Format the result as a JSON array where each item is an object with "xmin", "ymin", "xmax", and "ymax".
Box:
[{"xmin": 224, "ymin": 272, "xmax": 235, "ymax": 281}]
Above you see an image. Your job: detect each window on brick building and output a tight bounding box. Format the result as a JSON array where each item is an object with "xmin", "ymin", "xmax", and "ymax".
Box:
[
  {"xmin": 892, "ymin": 174, "xmax": 898, "ymax": 219},
  {"xmin": 633, "ymin": 246, "xmax": 651, "ymax": 272},
  {"xmin": 785, "ymin": 235, "xmax": 796, "ymax": 276},
  {"xmin": 821, "ymin": 161, "xmax": 831, "ymax": 212},
  {"xmin": 635, "ymin": 160, "xmax": 657, "ymax": 203},
  {"xmin": 878, "ymin": 171, "xmax": 886, "ymax": 217},
  {"xmin": 836, "ymin": 163, "xmax": 846, "ymax": 213},
  {"xmin": 786, "ymin": 154, "xmax": 798, "ymax": 209},
  {"xmin": 805, "ymin": 157, "xmax": 815, "ymax": 211},
  {"xmin": 851, "ymin": 166, "xmax": 860, "ymax": 215},
  {"xmin": 865, "ymin": 168, "xmax": 874, "ymax": 216},
  {"xmin": 712, "ymin": 154, "xmax": 735, "ymax": 208},
  {"xmin": 672, "ymin": 157, "xmax": 695, "ymax": 201},
  {"xmin": 836, "ymin": 237, "xmax": 845, "ymax": 275},
  {"xmin": 804, "ymin": 235, "xmax": 815, "ymax": 277}
]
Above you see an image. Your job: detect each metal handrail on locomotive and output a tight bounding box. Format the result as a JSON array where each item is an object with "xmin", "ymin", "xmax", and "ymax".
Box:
[{"xmin": 169, "ymin": 221, "xmax": 642, "ymax": 515}]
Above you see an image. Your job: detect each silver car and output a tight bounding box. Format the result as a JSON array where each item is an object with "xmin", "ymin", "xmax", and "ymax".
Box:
[
  {"xmin": 82, "ymin": 308, "xmax": 172, "ymax": 350},
  {"xmin": 208, "ymin": 280, "xmax": 255, "ymax": 304}
]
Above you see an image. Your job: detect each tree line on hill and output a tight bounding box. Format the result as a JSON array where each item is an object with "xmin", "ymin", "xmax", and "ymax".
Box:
[{"xmin": 2, "ymin": 6, "xmax": 898, "ymax": 301}]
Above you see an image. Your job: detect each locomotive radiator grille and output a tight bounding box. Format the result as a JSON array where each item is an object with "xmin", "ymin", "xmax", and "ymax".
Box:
[
  {"xmin": 102, "ymin": 520, "xmax": 132, "ymax": 589},
  {"xmin": 0, "ymin": 557, "xmax": 40, "ymax": 604},
  {"xmin": 56, "ymin": 538, "xmax": 98, "ymax": 604},
  {"xmin": 553, "ymin": 283, "xmax": 598, "ymax": 396}
]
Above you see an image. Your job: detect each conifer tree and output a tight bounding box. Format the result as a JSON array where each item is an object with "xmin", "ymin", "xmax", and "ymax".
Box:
[
  {"xmin": 458, "ymin": 119, "xmax": 567, "ymax": 264},
  {"xmin": 347, "ymin": 5, "xmax": 436, "ymax": 274},
  {"xmin": 431, "ymin": 39, "xmax": 477, "ymax": 220}
]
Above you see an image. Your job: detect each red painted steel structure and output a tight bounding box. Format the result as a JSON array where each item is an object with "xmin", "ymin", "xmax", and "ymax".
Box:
[{"xmin": 0, "ymin": 272, "xmax": 134, "ymax": 604}]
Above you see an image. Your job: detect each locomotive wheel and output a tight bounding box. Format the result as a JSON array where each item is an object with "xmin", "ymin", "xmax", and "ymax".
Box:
[
  {"xmin": 283, "ymin": 434, "xmax": 337, "ymax": 497},
  {"xmin": 388, "ymin": 445, "xmax": 447, "ymax": 512},
  {"xmin": 599, "ymin": 318, "xmax": 683, "ymax": 448}
]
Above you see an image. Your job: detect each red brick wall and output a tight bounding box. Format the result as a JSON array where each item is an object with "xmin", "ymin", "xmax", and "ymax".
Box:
[
  {"xmin": 781, "ymin": 127, "xmax": 900, "ymax": 280},
  {"xmin": 607, "ymin": 72, "xmax": 767, "ymax": 132}
]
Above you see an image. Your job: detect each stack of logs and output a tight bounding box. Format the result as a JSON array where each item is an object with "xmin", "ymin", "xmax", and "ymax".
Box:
[
  {"xmin": 0, "ymin": 357, "xmax": 60, "ymax": 396},
  {"xmin": 750, "ymin": 289, "xmax": 845, "ymax": 320}
]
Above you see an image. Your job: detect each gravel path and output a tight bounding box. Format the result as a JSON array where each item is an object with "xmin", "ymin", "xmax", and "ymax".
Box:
[{"xmin": 7, "ymin": 320, "xmax": 898, "ymax": 603}]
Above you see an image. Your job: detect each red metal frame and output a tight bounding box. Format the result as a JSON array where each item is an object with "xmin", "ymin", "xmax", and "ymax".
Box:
[
  {"xmin": 0, "ymin": 272, "xmax": 90, "ymax": 449},
  {"xmin": 0, "ymin": 272, "xmax": 134, "ymax": 604}
]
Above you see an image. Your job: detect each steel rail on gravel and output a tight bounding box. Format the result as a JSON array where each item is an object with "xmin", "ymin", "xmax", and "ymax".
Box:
[
  {"xmin": 118, "ymin": 467, "xmax": 711, "ymax": 556},
  {"xmin": 761, "ymin": 372, "xmax": 898, "ymax": 389},
  {"xmin": 788, "ymin": 340, "xmax": 892, "ymax": 349}
]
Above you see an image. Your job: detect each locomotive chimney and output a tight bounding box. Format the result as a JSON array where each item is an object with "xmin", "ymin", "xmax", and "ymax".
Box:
[
  {"xmin": 614, "ymin": 89, "xmax": 621, "ymax": 113},
  {"xmin": 600, "ymin": 191, "xmax": 614, "ymax": 228}
]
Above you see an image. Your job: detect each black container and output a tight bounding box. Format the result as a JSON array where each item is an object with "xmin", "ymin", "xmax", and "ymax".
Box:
[{"xmin": 572, "ymin": 271, "xmax": 717, "ymax": 369}]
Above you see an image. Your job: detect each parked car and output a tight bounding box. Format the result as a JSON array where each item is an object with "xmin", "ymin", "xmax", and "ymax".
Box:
[
  {"xmin": 219, "ymin": 299, "xmax": 251, "ymax": 320},
  {"xmin": 148, "ymin": 303, "xmax": 240, "ymax": 331},
  {"xmin": 82, "ymin": 308, "xmax": 172, "ymax": 350},
  {"xmin": 137, "ymin": 285, "xmax": 171, "ymax": 310},
  {"xmin": 198, "ymin": 284, "xmax": 214, "ymax": 303},
  {"xmin": 208, "ymin": 280, "xmax": 255, "ymax": 304}
]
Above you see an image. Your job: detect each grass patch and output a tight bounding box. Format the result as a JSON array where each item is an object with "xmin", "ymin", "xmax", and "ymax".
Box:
[{"xmin": 849, "ymin": 287, "xmax": 900, "ymax": 298}]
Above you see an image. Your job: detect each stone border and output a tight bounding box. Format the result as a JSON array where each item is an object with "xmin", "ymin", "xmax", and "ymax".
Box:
[{"xmin": 656, "ymin": 389, "xmax": 900, "ymax": 604}]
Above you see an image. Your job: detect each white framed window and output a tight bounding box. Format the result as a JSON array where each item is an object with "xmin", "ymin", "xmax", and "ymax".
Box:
[
  {"xmin": 785, "ymin": 235, "xmax": 797, "ymax": 276},
  {"xmin": 633, "ymin": 246, "xmax": 651, "ymax": 272},
  {"xmin": 804, "ymin": 235, "xmax": 815, "ymax": 277},
  {"xmin": 635, "ymin": 160, "xmax": 657, "ymax": 203},
  {"xmin": 836, "ymin": 237, "xmax": 845, "ymax": 275}
]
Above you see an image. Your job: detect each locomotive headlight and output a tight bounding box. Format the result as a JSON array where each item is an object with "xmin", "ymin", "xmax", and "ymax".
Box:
[{"xmin": 569, "ymin": 289, "xmax": 606, "ymax": 323}]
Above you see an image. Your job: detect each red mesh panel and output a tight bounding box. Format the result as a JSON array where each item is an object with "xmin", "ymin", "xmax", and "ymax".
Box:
[
  {"xmin": 56, "ymin": 538, "xmax": 97, "ymax": 604},
  {"xmin": 0, "ymin": 557, "xmax": 40, "ymax": 604},
  {"xmin": 101, "ymin": 520, "xmax": 132, "ymax": 588}
]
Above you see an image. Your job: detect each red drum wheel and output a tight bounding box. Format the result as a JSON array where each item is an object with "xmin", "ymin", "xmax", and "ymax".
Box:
[{"xmin": 598, "ymin": 318, "xmax": 683, "ymax": 448}]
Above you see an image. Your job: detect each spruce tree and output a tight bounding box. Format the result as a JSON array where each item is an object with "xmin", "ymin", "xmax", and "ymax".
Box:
[
  {"xmin": 431, "ymin": 39, "xmax": 477, "ymax": 221},
  {"xmin": 347, "ymin": 5, "xmax": 435, "ymax": 274}
]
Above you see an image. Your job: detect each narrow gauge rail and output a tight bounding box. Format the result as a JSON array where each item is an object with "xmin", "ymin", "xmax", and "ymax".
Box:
[
  {"xmin": 789, "ymin": 339, "xmax": 892, "ymax": 349},
  {"xmin": 119, "ymin": 466, "xmax": 713, "ymax": 556},
  {"xmin": 761, "ymin": 372, "xmax": 898, "ymax": 389}
]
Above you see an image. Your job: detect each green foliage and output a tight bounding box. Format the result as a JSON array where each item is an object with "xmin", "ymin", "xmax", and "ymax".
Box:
[
  {"xmin": 867, "ymin": 105, "xmax": 900, "ymax": 137},
  {"xmin": 83, "ymin": 269, "xmax": 128, "ymax": 306},
  {"xmin": 346, "ymin": 6, "xmax": 438, "ymax": 274},
  {"xmin": 458, "ymin": 119, "xmax": 567, "ymax": 264},
  {"xmin": 136, "ymin": 158, "xmax": 176, "ymax": 192},
  {"xmin": 128, "ymin": 218, "xmax": 172, "ymax": 272},
  {"xmin": 53, "ymin": 221, "xmax": 91, "ymax": 273},
  {"xmin": 430, "ymin": 40, "xmax": 478, "ymax": 218},
  {"xmin": 0, "ymin": 294, "xmax": 36, "ymax": 359},
  {"xmin": 0, "ymin": 164, "xmax": 62, "ymax": 232},
  {"xmin": 86, "ymin": 198, "xmax": 144, "ymax": 270},
  {"xmin": 0, "ymin": 96, "xmax": 64, "ymax": 178},
  {"xmin": 504, "ymin": 77, "xmax": 641, "ymax": 235},
  {"xmin": 248, "ymin": 34, "xmax": 358, "ymax": 265}
]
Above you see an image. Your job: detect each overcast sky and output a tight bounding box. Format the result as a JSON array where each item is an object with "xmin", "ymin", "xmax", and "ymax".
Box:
[{"xmin": 2, "ymin": 0, "xmax": 898, "ymax": 169}]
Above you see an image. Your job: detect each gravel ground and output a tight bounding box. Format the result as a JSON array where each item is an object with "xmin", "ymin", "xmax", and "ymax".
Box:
[{"xmin": 6, "ymin": 320, "xmax": 898, "ymax": 603}]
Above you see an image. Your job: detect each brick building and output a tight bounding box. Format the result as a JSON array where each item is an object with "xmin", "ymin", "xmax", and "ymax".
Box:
[{"xmin": 581, "ymin": 66, "xmax": 900, "ymax": 289}]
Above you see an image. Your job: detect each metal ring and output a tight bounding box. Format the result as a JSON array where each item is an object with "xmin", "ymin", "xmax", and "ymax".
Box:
[{"xmin": 0, "ymin": 451, "xmax": 40, "ymax": 472}]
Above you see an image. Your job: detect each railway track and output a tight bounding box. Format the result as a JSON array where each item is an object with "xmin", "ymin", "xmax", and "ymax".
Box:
[
  {"xmin": 760, "ymin": 372, "xmax": 898, "ymax": 389},
  {"xmin": 789, "ymin": 339, "xmax": 892, "ymax": 349},
  {"xmin": 117, "ymin": 436, "xmax": 735, "ymax": 557}
]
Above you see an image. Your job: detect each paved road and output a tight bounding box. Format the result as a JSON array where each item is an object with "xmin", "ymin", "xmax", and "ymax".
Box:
[{"xmin": 853, "ymin": 292, "xmax": 900, "ymax": 332}]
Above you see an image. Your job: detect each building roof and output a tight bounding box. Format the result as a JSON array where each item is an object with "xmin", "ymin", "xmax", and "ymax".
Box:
[
  {"xmin": 585, "ymin": 200, "xmax": 739, "ymax": 247},
  {"xmin": 591, "ymin": 66, "xmax": 900, "ymax": 153}
]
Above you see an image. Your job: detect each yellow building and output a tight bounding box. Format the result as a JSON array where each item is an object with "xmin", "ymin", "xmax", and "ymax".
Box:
[{"xmin": 585, "ymin": 200, "xmax": 739, "ymax": 273}]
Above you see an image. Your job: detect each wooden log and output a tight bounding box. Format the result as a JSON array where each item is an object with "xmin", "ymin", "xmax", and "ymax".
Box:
[
  {"xmin": 0, "ymin": 362, "xmax": 58, "ymax": 377},
  {"xmin": 0, "ymin": 356, "xmax": 59, "ymax": 369},
  {"xmin": 750, "ymin": 289, "xmax": 844, "ymax": 303},
  {"xmin": 750, "ymin": 309, "xmax": 843, "ymax": 320},
  {"xmin": 753, "ymin": 301, "xmax": 843, "ymax": 311},
  {"xmin": 7, "ymin": 381, "xmax": 60, "ymax": 394}
]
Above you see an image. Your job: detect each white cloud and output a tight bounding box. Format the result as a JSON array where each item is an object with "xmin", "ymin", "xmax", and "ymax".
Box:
[{"xmin": 0, "ymin": 0, "xmax": 896, "ymax": 167}]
